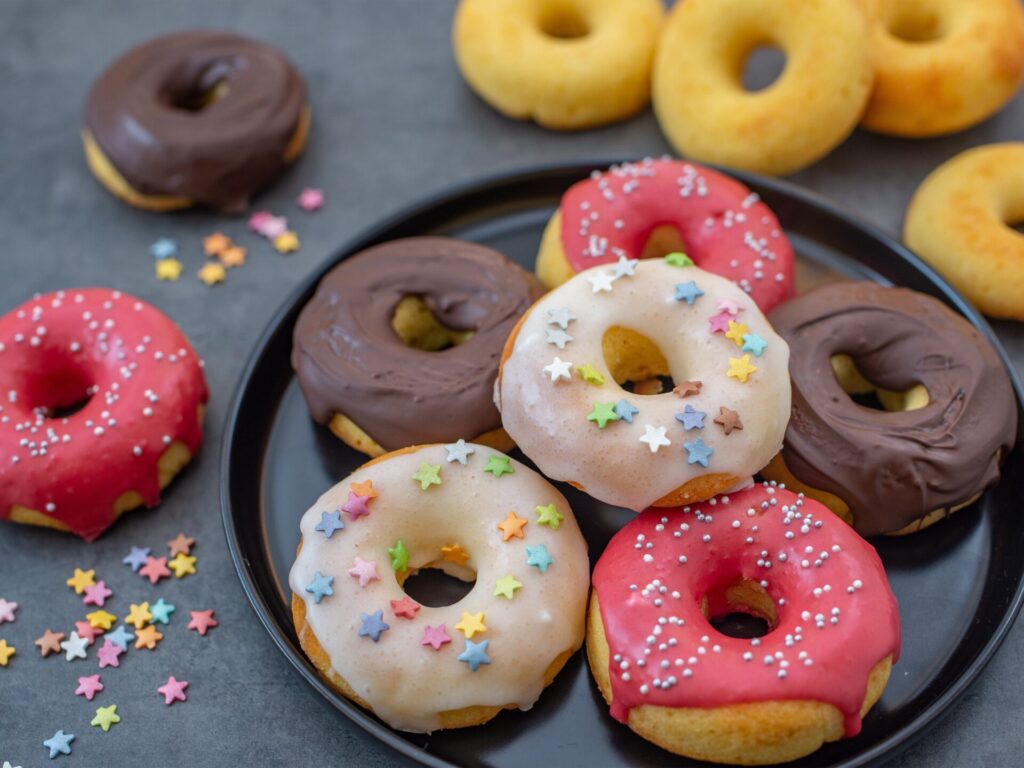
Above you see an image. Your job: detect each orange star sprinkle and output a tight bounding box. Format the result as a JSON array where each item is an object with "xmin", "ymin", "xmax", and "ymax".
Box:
[
  {"xmin": 203, "ymin": 232, "xmax": 232, "ymax": 256},
  {"xmin": 497, "ymin": 511, "xmax": 528, "ymax": 542},
  {"xmin": 350, "ymin": 479, "xmax": 378, "ymax": 500},
  {"xmin": 441, "ymin": 543, "xmax": 469, "ymax": 566},
  {"xmin": 134, "ymin": 624, "xmax": 163, "ymax": 650},
  {"xmin": 167, "ymin": 533, "xmax": 195, "ymax": 557},
  {"xmin": 218, "ymin": 245, "xmax": 247, "ymax": 268},
  {"xmin": 35, "ymin": 629, "xmax": 65, "ymax": 657}
]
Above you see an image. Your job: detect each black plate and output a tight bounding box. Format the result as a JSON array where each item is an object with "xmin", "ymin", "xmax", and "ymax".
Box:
[{"xmin": 221, "ymin": 162, "xmax": 1024, "ymax": 767}]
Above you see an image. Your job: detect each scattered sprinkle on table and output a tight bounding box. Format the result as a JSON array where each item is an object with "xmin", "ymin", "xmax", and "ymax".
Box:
[
  {"xmin": 155, "ymin": 258, "xmax": 183, "ymax": 282},
  {"xmin": 158, "ymin": 676, "xmax": 189, "ymax": 705},
  {"xmin": 149, "ymin": 598, "xmax": 175, "ymax": 624},
  {"xmin": 66, "ymin": 569, "xmax": 95, "ymax": 595},
  {"xmin": 197, "ymin": 261, "xmax": 227, "ymax": 286},
  {"xmin": 149, "ymin": 238, "xmax": 178, "ymax": 260},
  {"xmin": 202, "ymin": 232, "xmax": 232, "ymax": 257},
  {"xmin": 169, "ymin": 552, "xmax": 197, "ymax": 578},
  {"xmin": 75, "ymin": 674, "xmax": 104, "ymax": 701},
  {"xmin": 273, "ymin": 230, "xmax": 300, "ymax": 253},
  {"xmin": 0, "ymin": 639, "xmax": 15, "ymax": 666},
  {"xmin": 60, "ymin": 632, "xmax": 88, "ymax": 662},
  {"xmin": 187, "ymin": 609, "xmax": 218, "ymax": 636},
  {"xmin": 139, "ymin": 556, "xmax": 171, "ymax": 584},
  {"xmin": 167, "ymin": 533, "xmax": 195, "ymax": 556},
  {"xmin": 91, "ymin": 704, "xmax": 120, "ymax": 732},
  {"xmin": 43, "ymin": 729, "xmax": 75, "ymax": 759},
  {"xmin": 35, "ymin": 629, "xmax": 65, "ymax": 657},
  {"xmin": 134, "ymin": 625, "xmax": 163, "ymax": 650},
  {"xmin": 0, "ymin": 598, "xmax": 17, "ymax": 623},
  {"xmin": 122, "ymin": 546, "xmax": 150, "ymax": 572},
  {"xmin": 297, "ymin": 187, "xmax": 324, "ymax": 211}
]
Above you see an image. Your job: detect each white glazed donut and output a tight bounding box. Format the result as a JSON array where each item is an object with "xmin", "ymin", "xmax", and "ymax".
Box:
[
  {"xmin": 288, "ymin": 443, "xmax": 590, "ymax": 732},
  {"xmin": 497, "ymin": 258, "xmax": 791, "ymax": 510}
]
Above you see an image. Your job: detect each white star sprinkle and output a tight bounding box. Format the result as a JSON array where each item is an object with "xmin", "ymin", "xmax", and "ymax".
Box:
[
  {"xmin": 444, "ymin": 439, "xmax": 475, "ymax": 465},
  {"xmin": 542, "ymin": 357, "xmax": 573, "ymax": 382},
  {"xmin": 545, "ymin": 328, "xmax": 573, "ymax": 349},
  {"xmin": 545, "ymin": 307, "xmax": 576, "ymax": 330},
  {"xmin": 611, "ymin": 255, "xmax": 639, "ymax": 278},
  {"xmin": 638, "ymin": 424, "xmax": 671, "ymax": 454},
  {"xmin": 60, "ymin": 631, "xmax": 89, "ymax": 661},
  {"xmin": 587, "ymin": 270, "xmax": 616, "ymax": 293}
]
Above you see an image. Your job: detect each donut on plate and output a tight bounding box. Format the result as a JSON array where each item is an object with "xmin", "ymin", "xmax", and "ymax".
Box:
[
  {"xmin": 859, "ymin": 0, "xmax": 1024, "ymax": 137},
  {"xmin": 292, "ymin": 237, "xmax": 544, "ymax": 458},
  {"xmin": 452, "ymin": 0, "xmax": 663, "ymax": 130},
  {"xmin": 536, "ymin": 158, "xmax": 796, "ymax": 313},
  {"xmin": 588, "ymin": 483, "xmax": 900, "ymax": 765},
  {"xmin": 653, "ymin": 0, "xmax": 873, "ymax": 175},
  {"xmin": 82, "ymin": 30, "xmax": 309, "ymax": 213},
  {"xmin": 0, "ymin": 289, "xmax": 208, "ymax": 541},
  {"xmin": 289, "ymin": 443, "xmax": 590, "ymax": 732},
  {"xmin": 497, "ymin": 258, "xmax": 791, "ymax": 511},
  {"xmin": 761, "ymin": 281, "xmax": 1017, "ymax": 536},
  {"xmin": 904, "ymin": 143, "xmax": 1024, "ymax": 321}
]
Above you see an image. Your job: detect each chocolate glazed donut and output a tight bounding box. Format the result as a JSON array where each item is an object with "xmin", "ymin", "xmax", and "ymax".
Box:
[
  {"xmin": 83, "ymin": 30, "xmax": 308, "ymax": 212},
  {"xmin": 292, "ymin": 237, "xmax": 545, "ymax": 453},
  {"xmin": 766, "ymin": 282, "xmax": 1017, "ymax": 536}
]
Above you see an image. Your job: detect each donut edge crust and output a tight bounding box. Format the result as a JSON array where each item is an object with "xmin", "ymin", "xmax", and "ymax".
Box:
[{"xmin": 327, "ymin": 412, "xmax": 514, "ymax": 459}]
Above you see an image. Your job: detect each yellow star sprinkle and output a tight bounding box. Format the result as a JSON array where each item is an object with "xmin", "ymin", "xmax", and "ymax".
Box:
[
  {"xmin": 576, "ymin": 364, "xmax": 605, "ymax": 386},
  {"xmin": 727, "ymin": 354, "xmax": 758, "ymax": 383},
  {"xmin": 134, "ymin": 624, "xmax": 163, "ymax": 650},
  {"xmin": 66, "ymin": 568, "xmax": 95, "ymax": 595},
  {"xmin": 454, "ymin": 611, "xmax": 486, "ymax": 639},
  {"xmin": 724, "ymin": 321, "xmax": 749, "ymax": 347},
  {"xmin": 125, "ymin": 602, "xmax": 152, "ymax": 630},
  {"xmin": 169, "ymin": 553, "xmax": 197, "ymax": 578},
  {"xmin": 273, "ymin": 230, "xmax": 300, "ymax": 253},
  {"xmin": 91, "ymin": 703, "xmax": 121, "ymax": 732},
  {"xmin": 198, "ymin": 262, "xmax": 226, "ymax": 286},
  {"xmin": 441, "ymin": 543, "xmax": 470, "ymax": 566},
  {"xmin": 411, "ymin": 462, "xmax": 442, "ymax": 490},
  {"xmin": 497, "ymin": 511, "xmax": 528, "ymax": 542},
  {"xmin": 155, "ymin": 258, "xmax": 184, "ymax": 282},
  {"xmin": 493, "ymin": 574, "xmax": 523, "ymax": 600},
  {"xmin": 0, "ymin": 639, "xmax": 15, "ymax": 666},
  {"xmin": 535, "ymin": 504, "xmax": 564, "ymax": 530},
  {"xmin": 86, "ymin": 610, "xmax": 117, "ymax": 630}
]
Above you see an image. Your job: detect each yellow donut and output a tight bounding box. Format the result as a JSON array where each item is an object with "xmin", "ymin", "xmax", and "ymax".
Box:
[
  {"xmin": 452, "ymin": 0, "xmax": 663, "ymax": 130},
  {"xmin": 904, "ymin": 143, "xmax": 1024, "ymax": 321},
  {"xmin": 652, "ymin": 0, "xmax": 874, "ymax": 176},
  {"xmin": 860, "ymin": 0, "xmax": 1024, "ymax": 137}
]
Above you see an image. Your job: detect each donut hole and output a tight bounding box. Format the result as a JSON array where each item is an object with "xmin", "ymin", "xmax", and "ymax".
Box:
[
  {"xmin": 21, "ymin": 360, "xmax": 95, "ymax": 419},
  {"xmin": 831, "ymin": 354, "xmax": 929, "ymax": 412},
  {"xmin": 538, "ymin": 3, "xmax": 590, "ymax": 40},
  {"xmin": 163, "ymin": 59, "xmax": 237, "ymax": 112},
  {"xmin": 391, "ymin": 296, "xmax": 475, "ymax": 352},
  {"xmin": 702, "ymin": 578, "xmax": 777, "ymax": 640},
  {"xmin": 639, "ymin": 225, "xmax": 689, "ymax": 261},
  {"xmin": 740, "ymin": 44, "xmax": 788, "ymax": 93},
  {"xmin": 886, "ymin": 4, "xmax": 945, "ymax": 43},
  {"xmin": 602, "ymin": 326, "xmax": 677, "ymax": 395},
  {"xmin": 398, "ymin": 563, "xmax": 476, "ymax": 608}
]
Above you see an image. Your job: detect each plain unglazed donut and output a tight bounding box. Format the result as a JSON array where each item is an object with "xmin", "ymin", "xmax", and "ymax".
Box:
[
  {"xmin": 859, "ymin": 0, "xmax": 1024, "ymax": 137},
  {"xmin": 904, "ymin": 143, "xmax": 1024, "ymax": 320},
  {"xmin": 652, "ymin": 0, "xmax": 873, "ymax": 176},
  {"xmin": 452, "ymin": 0, "xmax": 663, "ymax": 130}
]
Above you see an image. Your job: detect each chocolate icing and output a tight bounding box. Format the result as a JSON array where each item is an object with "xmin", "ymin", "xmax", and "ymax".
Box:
[
  {"xmin": 292, "ymin": 237, "xmax": 544, "ymax": 450},
  {"xmin": 83, "ymin": 30, "xmax": 306, "ymax": 212},
  {"xmin": 769, "ymin": 282, "xmax": 1017, "ymax": 536}
]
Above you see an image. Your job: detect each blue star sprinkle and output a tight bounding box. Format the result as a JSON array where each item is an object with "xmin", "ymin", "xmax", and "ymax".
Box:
[
  {"xmin": 675, "ymin": 404, "xmax": 706, "ymax": 431},
  {"xmin": 105, "ymin": 625, "xmax": 135, "ymax": 650},
  {"xmin": 458, "ymin": 638, "xmax": 492, "ymax": 671},
  {"xmin": 149, "ymin": 238, "xmax": 178, "ymax": 260},
  {"xmin": 358, "ymin": 610, "xmax": 390, "ymax": 642},
  {"xmin": 614, "ymin": 399, "xmax": 639, "ymax": 424},
  {"xmin": 305, "ymin": 571, "xmax": 335, "ymax": 604},
  {"xmin": 43, "ymin": 729, "xmax": 75, "ymax": 759},
  {"xmin": 122, "ymin": 546, "xmax": 150, "ymax": 572},
  {"xmin": 674, "ymin": 281, "xmax": 704, "ymax": 305},
  {"xmin": 150, "ymin": 598, "xmax": 176, "ymax": 625},
  {"xmin": 314, "ymin": 509, "xmax": 345, "ymax": 539},
  {"xmin": 526, "ymin": 544, "xmax": 554, "ymax": 573},
  {"xmin": 741, "ymin": 333, "xmax": 768, "ymax": 357},
  {"xmin": 683, "ymin": 437, "xmax": 714, "ymax": 467}
]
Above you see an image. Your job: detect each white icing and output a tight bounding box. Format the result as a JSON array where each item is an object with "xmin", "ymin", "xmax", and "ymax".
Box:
[
  {"xmin": 498, "ymin": 261, "xmax": 791, "ymax": 510},
  {"xmin": 288, "ymin": 444, "xmax": 590, "ymax": 733}
]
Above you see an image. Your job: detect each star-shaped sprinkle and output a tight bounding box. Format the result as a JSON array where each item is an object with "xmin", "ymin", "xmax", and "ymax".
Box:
[
  {"xmin": 676, "ymin": 404, "xmax": 706, "ymax": 431},
  {"xmin": 86, "ymin": 610, "xmax": 116, "ymax": 630},
  {"xmin": 358, "ymin": 610, "xmax": 390, "ymax": 642},
  {"xmin": 493, "ymin": 574, "xmax": 523, "ymax": 600},
  {"xmin": 708, "ymin": 312, "xmax": 732, "ymax": 334},
  {"xmin": 91, "ymin": 703, "xmax": 120, "ymax": 732},
  {"xmin": 122, "ymin": 546, "xmax": 150, "ymax": 572},
  {"xmin": 0, "ymin": 639, "xmax": 14, "ymax": 666},
  {"xmin": 202, "ymin": 232, "xmax": 232, "ymax": 256},
  {"xmin": 304, "ymin": 571, "xmax": 335, "ymax": 603},
  {"xmin": 219, "ymin": 245, "xmax": 247, "ymax": 268},
  {"xmin": 444, "ymin": 439, "xmax": 475, "ymax": 464},
  {"xmin": 455, "ymin": 612, "xmax": 486, "ymax": 639},
  {"xmin": 297, "ymin": 187, "xmax": 324, "ymax": 211},
  {"xmin": 587, "ymin": 270, "xmax": 616, "ymax": 293},
  {"xmin": 35, "ymin": 629, "xmax": 65, "ymax": 657},
  {"xmin": 727, "ymin": 354, "xmax": 758, "ymax": 383},
  {"xmin": 155, "ymin": 258, "xmax": 183, "ymax": 281},
  {"xmin": 543, "ymin": 356, "xmax": 573, "ymax": 382},
  {"xmin": 96, "ymin": 640, "xmax": 122, "ymax": 669},
  {"xmin": 412, "ymin": 462, "xmax": 442, "ymax": 490},
  {"xmin": 66, "ymin": 568, "xmax": 95, "ymax": 595},
  {"xmin": 273, "ymin": 230, "xmax": 300, "ymax": 253},
  {"xmin": 197, "ymin": 262, "xmax": 226, "ymax": 286},
  {"xmin": 168, "ymin": 533, "xmax": 195, "ymax": 556},
  {"xmin": 389, "ymin": 539, "xmax": 410, "ymax": 573},
  {"xmin": 577, "ymin": 363, "xmax": 605, "ymax": 386},
  {"xmin": 259, "ymin": 215, "xmax": 288, "ymax": 239},
  {"xmin": 718, "ymin": 298, "xmax": 741, "ymax": 315},
  {"xmin": 75, "ymin": 674, "xmax": 103, "ymax": 701},
  {"xmin": 675, "ymin": 281, "xmax": 704, "ymax": 305},
  {"xmin": 526, "ymin": 544, "xmax": 553, "ymax": 573},
  {"xmin": 188, "ymin": 610, "xmax": 218, "ymax": 636},
  {"xmin": 60, "ymin": 632, "xmax": 88, "ymax": 661},
  {"xmin": 614, "ymin": 399, "xmax": 639, "ymax": 423},
  {"xmin": 639, "ymin": 424, "xmax": 672, "ymax": 453},
  {"xmin": 74, "ymin": 621, "xmax": 103, "ymax": 646},
  {"xmin": 458, "ymin": 638, "xmax": 492, "ymax": 671},
  {"xmin": 497, "ymin": 511, "xmax": 528, "ymax": 541},
  {"xmin": 149, "ymin": 238, "xmax": 178, "ymax": 260},
  {"xmin": 149, "ymin": 598, "xmax": 175, "ymax": 625},
  {"xmin": 169, "ymin": 553, "xmax": 197, "ymax": 578},
  {"xmin": 673, "ymin": 380, "xmax": 703, "ymax": 398},
  {"xmin": 83, "ymin": 581, "xmax": 112, "ymax": 607},
  {"xmin": 248, "ymin": 211, "xmax": 273, "ymax": 233},
  {"xmin": 348, "ymin": 558, "xmax": 379, "ymax": 588},
  {"xmin": 125, "ymin": 602, "xmax": 152, "ymax": 630},
  {"xmin": 0, "ymin": 598, "xmax": 16, "ymax": 623},
  {"xmin": 158, "ymin": 676, "xmax": 188, "ymax": 705},
  {"xmin": 545, "ymin": 307, "xmax": 576, "ymax": 329},
  {"xmin": 441, "ymin": 543, "xmax": 470, "ymax": 566},
  {"xmin": 714, "ymin": 406, "xmax": 744, "ymax": 435},
  {"xmin": 350, "ymin": 479, "xmax": 378, "ymax": 499},
  {"xmin": 342, "ymin": 490, "xmax": 373, "ymax": 520},
  {"xmin": 545, "ymin": 328, "xmax": 573, "ymax": 349},
  {"xmin": 725, "ymin": 320, "xmax": 749, "ymax": 346},
  {"xmin": 139, "ymin": 556, "xmax": 170, "ymax": 584},
  {"xmin": 536, "ymin": 503, "xmax": 564, "ymax": 529},
  {"xmin": 134, "ymin": 625, "xmax": 163, "ymax": 650},
  {"xmin": 314, "ymin": 509, "xmax": 345, "ymax": 538},
  {"xmin": 665, "ymin": 252, "xmax": 693, "ymax": 267},
  {"xmin": 483, "ymin": 455, "xmax": 514, "ymax": 477},
  {"xmin": 421, "ymin": 624, "xmax": 451, "ymax": 650},
  {"xmin": 390, "ymin": 596, "xmax": 420, "ymax": 620},
  {"xmin": 684, "ymin": 437, "xmax": 715, "ymax": 467},
  {"xmin": 105, "ymin": 626, "xmax": 134, "ymax": 650},
  {"xmin": 2, "ymin": 761, "xmax": 20, "ymax": 768},
  {"xmin": 612, "ymin": 255, "xmax": 639, "ymax": 277},
  {"xmin": 43, "ymin": 730, "xmax": 75, "ymax": 758},
  {"xmin": 587, "ymin": 402, "xmax": 619, "ymax": 428},
  {"xmin": 742, "ymin": 333, "xmax": 768, "ymax": 357}
]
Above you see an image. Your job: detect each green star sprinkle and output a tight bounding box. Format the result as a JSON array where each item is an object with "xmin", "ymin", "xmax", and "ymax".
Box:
[
  {"xmin": 577, "ymin": 364, "xmax": 605, "ymax": 386},
  {"xmin": 388, "ymin": 539, "xmax": 409, "ymax": 573},
  {"xmin": 587, "ymin": 402, "xmax": 619, "ymax": 428},
  {"xmin": 536, "ymin": 503, "xmax": 564, "ymax": 530},
  {"xmin": 411, "ymin": 462, "xmax": 442, "ymax": 490},
  {"xmin": 91, "ymin": 704, "xmax": 121, "ymax": 732},
  {"xmin": 493, "ymin": 574, "xmax": 523, "ymax": 600},
  {"xmin": 483, "ymin": 455, "xmax": 515, "ymax": 478},
  {"xmin": 665, "ymin": 251, "xmax": 694, "ymax": 267}
]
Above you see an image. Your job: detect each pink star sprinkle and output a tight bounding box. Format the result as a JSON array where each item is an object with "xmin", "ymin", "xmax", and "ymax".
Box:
[
  {"xmin": 158, "ymin": 676, "xmax": 189, "ymax": 705},
  {"xmin": 708, "ymin": 312, "xmax": 732, "ymax": 334},
  {"xmin": 347, "ymin": 557, "xmax": 379, "ymax": 588},
  {"xmin": 96, "ymin": 639, "xmax": 122, "ymax": 669},
  {"xmin": 248, "ymin": 211, "xmax": 273, "ymax": 232},
  {"xmin": 83, "ymin": 581, "xmax": 113, "ymax": 607},
  {"xmin": 75, "ymin": 621, "xmax": 103, "ymax": 646},
  {"xmin": 341, "ymin": 491, "xmax": 372, "ymax": 521},
  {"xmin": 0, "ymin": 598, "xmax": 17, "ymax": 624},
  {"xmin": 297, "ymin": 188, "xmax": 324, "ymax": 212},
  {"xmin": 421, "ymin": 624, "xmax": 451, "ymax": 651},
  {"xmin": 187, "ymin": 610, "xmax": 218, "ymax": 636},
  {"xmin": 76, "ymin": 674, "xmax": 104, "ymax": 701},
  {"xmin": 390, "ymin": 596, "xmax": 421, "ymax": 620},
  {"xmin": 139, "ymin": 556, "xmax": 171, "ymax": 585},
  {"xmin": 258, "ymin": 215, "xmax": 288, "ymax": 239},
  {"xmin": 717, "ymin": 298, "xmax": 741, "ymax": 316}
]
